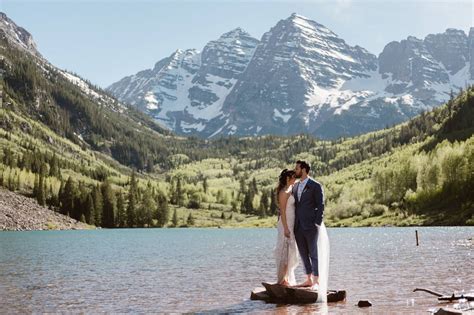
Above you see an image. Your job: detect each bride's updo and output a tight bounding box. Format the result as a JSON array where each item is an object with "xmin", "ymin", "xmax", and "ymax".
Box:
[{"xmin": 276, "ymin": 168, "xmax": 296, "ymax": 194}]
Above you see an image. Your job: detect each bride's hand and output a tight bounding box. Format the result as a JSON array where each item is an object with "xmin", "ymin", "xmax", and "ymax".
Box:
[{"xmin": 284, "ymin": 228, "xmax": 291, "ymax": 238}]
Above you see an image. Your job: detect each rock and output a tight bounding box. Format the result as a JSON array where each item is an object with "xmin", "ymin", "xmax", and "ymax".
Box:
[{"xmin": 357, "ymin": 300, "xmax": 372, "ymax": 307}]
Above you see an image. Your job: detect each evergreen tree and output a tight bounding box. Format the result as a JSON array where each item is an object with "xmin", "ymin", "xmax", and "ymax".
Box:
[
  {"xmin": 33, "ymin": 173, "xmax": 39, "ymax": 199},
  {"xmin": 269, "ymin": 188, "xmax": 278, "ymax": 216},
  {"xmin": 116, "ymin": 192, "xmax": 126, "ymax": 228},
  {"xmin": 231, "ymin": 200, "xmax": 238, "ymax": 213},
  {"xmin": 60, "ymin": 177, "xmax": 75, "ymax": 216},
  {"xmin": 175, "ymin": 177, "xmax": 183, "ymax": 206},
  {"xmin": 36, "ymin": 172, "xmax": 46, "ymax": 206},
  {"xmin": 241, "ymin": 190, "xmax": 254, "ymax": 214},
  {"xmin": 73, "ymin": 182, "xmax": 87, "ymax": 221},
  {"xmin": 172, "ymin": 208, "xmax": 179, "ymax": 227},
  {"xmin": 187, "ymin": 212, "xmax": 195, "ymax": 226},
  {"xmin": 258, "ymin": 190, "xmax": 269, "ymax": 218},
  {"xmin": 156, "ymin": 193, "xmax": 169, "ymax": 227},
  {"xmin": 251, "ymin": 177, "xmax": 258, "ymax": 195},
  {"xmin": 85, "ymin": 194, "xmax": 95, "ymax": 225},
  {"xmin": 127, "ymin": 171, "xmax": 138, "ymax": 227},
  {"xmin": 92, "ymin": 184, "xmax": 103, "ymax": 226},
  {"xmin": 49, "ymin": 153, "xmax": 60, "ymax": 178},
  {"xmin": 101, "ymin": 181, "xmax": 116, "ymax": 228},
  {"xmin": 139, "ymin": 182, "xmax": 154, "ymax": 227},
  {"xmin": 203, "ymin": 177, "xmax": 208, "ymax": 194}
]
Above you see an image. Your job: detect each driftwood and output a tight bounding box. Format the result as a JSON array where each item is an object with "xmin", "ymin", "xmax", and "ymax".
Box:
[
  {"xmin": 432, "ymin": 307, "xmax": 463, "ymax": 315},
  {"xmin": 414, "ymin": 288, "xmax": 474, "ymax": 302},
  {"xmin": 250, "ymin": 282, "xmax": 346, "ymax": 304}
]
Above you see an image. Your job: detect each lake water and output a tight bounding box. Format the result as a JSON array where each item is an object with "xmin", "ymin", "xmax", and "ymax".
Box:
[{"xmin": 0, "ymin": 227, "xmax": 473, "ymax": 313}]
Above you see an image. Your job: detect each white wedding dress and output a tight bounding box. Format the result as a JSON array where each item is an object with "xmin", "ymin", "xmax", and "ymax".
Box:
[{"xmin": 274, "ymin": 186, "xmax": 299, "ymax": 286}]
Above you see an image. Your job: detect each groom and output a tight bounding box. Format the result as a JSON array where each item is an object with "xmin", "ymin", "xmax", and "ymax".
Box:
[{"xmin": 293, "ymin": 160, "xmax": 324, "ymax": 289}]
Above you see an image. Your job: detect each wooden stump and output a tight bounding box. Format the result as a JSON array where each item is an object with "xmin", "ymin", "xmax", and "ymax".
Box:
[{"xmin": 250, "ymin": 282, "xmax": 346, "ymax": 304}]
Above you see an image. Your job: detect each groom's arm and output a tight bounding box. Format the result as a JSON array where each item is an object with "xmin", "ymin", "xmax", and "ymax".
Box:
[{"xmin": 313, "ymin": 182, "xmax": 324, "ymax": 226}]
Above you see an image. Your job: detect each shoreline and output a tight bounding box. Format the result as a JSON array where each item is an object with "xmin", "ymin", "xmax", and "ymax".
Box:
[{"xmin": 1, "ymin": 188, "xmax": 472, "ymax": 231}]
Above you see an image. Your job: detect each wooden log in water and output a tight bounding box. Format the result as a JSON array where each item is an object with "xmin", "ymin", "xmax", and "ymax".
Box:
[
  {"xmin": 414, "ymin": 288, "xmax": 474, "ymax": 301},
  {"xmin": 432, "ymin": 307, "xmax": 463, "ymax": 315},
  {"xmin": 250, "ymin": 282, "xmax": 346, "ymax": 304}
]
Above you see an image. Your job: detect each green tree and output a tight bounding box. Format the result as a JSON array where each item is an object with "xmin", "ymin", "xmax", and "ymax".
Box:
[
  {"xmin": 127, "ymin": 171, "xmax": 138, "ymax": 227},
  {"xmin": 85, "ymin": 194, "xmax": 95, "ymax": 225},
  {"xmin": 139, "ymin": 182, "xmax": 154, "ymax": 227},
  {"xmin": 92, "ymin": 184, "xmax": 103, "ymax": 226},
  {"xmin": 188, "ymin": 191, "xmax": 201, "ymax": 209},
  {"xmin": 60, "ymin": 177, "xmax": 76, "ymax": 216},
  {"xmin": 101, "ymin": 181, "xmax": 116, "ymax": 228},
  {"xmin": 241, "ymin": 190, "xmax": 254, "ymax": 214},
  {"xmin": 116, "ymin": 192, "xmax": 126, "ymax": 228},
  {"xmin": 187, "ymin": 212, "xmax": 195, "ymax": 226},
  {"xmin": 203, "ymin": 177, "xmax": 208, "ymax": 194},
  {"xmin": 156, "ymin": 193, "xmax": 170, "ymax": 227},
  {"xmin": 172, "ymin": 208, "xmax": 179, "ymax": 227},
  {"xmin": 269, "ymin": 189, "xmax": 278, "ymax": 216},
  {"xmin": 258, "ymin": 190, "xmax": 269, "ymax": 218}
]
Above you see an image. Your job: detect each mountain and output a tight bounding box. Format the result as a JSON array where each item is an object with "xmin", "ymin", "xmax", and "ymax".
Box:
[
  {"xmin": 108, "ymin": 28, "xmax": 259, "ymax": 134},
  {"xmin": 0, "ymin": 12, "xmax": 183, "ymax": 171},
  {"xmin": 108, "ymin": 13, "xmax": 474, "ymax": 139}
]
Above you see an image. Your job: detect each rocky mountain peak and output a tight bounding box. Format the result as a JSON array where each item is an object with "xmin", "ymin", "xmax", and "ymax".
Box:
[
  {"xmin": 0, "ymin": 12, "xmax": 41, "ymax": 57},
  {"xmin": 108, "ymin": 14, "xmax": 474, "ymax": 139}
]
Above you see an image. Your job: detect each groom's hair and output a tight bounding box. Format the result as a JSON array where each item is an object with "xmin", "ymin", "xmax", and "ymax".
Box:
[{"xmin": 296, "ymin": 160, "xmax": 311, "ymax": 173}]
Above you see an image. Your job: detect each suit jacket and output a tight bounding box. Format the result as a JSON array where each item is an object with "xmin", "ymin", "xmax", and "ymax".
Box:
[{"xmin": 293, "ymin": 178, "xmax": 324, "ymax": 231}]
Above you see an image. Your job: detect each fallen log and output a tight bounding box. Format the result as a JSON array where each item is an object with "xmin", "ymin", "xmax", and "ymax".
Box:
[
  {"xmin": 250, "ymin": 282, "xmax": 346, "ymax": 304},
  {"xmin": 414, "ymin": 288, "xmax": 474, "ymax": 301}
]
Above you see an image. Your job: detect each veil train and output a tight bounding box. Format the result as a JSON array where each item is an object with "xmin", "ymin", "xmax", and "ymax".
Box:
[{"xmin": 316, "ymin": 222, "xmax": 330, "ymax": 303}]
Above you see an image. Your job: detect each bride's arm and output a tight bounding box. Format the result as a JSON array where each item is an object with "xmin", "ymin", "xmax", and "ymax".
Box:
[{"xmin": 278, "ymin": 191, "xmax": 290, "ymax": 237}]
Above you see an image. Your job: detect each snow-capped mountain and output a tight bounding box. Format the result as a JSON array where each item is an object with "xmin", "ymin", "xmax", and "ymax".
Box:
[
  {"xmin": 107, "ymin": 14, "xmax": 472, "ymax": 138},
  {"xmin": 107, "ymin": 28, "xmax": 259, "ymax": 134}
]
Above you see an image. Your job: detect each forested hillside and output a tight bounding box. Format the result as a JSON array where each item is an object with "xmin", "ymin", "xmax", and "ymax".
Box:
[{"xmin": 1, "ymin": 21, "xmax": 473, "ymax": 228}]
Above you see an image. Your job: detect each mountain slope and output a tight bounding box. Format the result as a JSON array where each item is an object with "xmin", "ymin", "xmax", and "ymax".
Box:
[{"xmin": 0, "ymin": 12, "xmax": 185, "ymax": 171}]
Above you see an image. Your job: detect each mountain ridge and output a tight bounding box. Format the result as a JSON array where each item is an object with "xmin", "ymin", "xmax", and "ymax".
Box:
[{"xmin": 107, "ymin": 13, "xmax": 474, "ymax": 139}]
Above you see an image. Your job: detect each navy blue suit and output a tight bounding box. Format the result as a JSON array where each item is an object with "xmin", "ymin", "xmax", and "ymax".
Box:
[{"xmin": 293, "ymin": 178, "xmax": 324, "ymax": 276}]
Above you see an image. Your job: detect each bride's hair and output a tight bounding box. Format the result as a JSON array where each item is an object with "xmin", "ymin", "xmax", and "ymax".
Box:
[{"xmin": 276, "ymin": 168, "xmax": 295, "ymax": 195}]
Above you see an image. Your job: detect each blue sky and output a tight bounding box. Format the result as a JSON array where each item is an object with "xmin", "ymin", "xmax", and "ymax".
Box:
[{"xmin": 3, "ymin": 0, "xmax": 472, "ymax": 88}]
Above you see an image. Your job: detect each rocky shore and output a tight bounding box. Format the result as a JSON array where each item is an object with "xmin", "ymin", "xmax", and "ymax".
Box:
[{"xmin": 0, "ymin": 188, "xmax": 94, "ymax": 231}]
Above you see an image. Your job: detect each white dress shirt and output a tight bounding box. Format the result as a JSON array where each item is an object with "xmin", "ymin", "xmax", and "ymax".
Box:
[{"xmin": 297, "ymin": 177, "xmax": 309, "ymax": 201}]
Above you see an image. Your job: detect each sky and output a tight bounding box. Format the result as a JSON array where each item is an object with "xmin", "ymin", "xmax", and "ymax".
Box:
[{"xmin": 2, "ymin": 0, "xmax": 473, "ymax": 88}]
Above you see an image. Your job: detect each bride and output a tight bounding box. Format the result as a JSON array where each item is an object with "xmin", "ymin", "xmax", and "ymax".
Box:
[{"xmin": 274, "ymin": 169, "xmax": 299, "ymax": 286}]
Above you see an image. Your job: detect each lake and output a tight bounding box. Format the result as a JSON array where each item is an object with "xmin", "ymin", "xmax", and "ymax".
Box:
[{"xmin": 0, "ymin": 227, "xmax": 473, "ymax": 313}]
